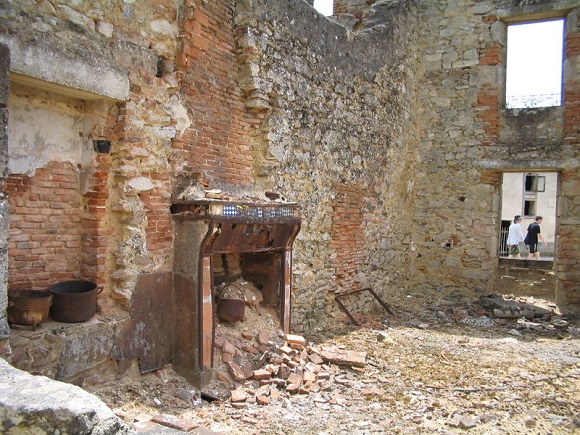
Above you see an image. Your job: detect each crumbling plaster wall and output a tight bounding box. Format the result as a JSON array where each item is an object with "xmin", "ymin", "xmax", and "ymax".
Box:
[{"xmin": 0, "ymin": 0, "xmax": 179, "ymax": 310}]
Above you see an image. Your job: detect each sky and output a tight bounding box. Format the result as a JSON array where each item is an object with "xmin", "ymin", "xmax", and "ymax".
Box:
[
  {"xmin": 506, "ymin": 19, "xmax": 565, "ymax": 107},
  {"xmin": 313, "ymin": 0, "xmax": 333, "ymax": 16}
]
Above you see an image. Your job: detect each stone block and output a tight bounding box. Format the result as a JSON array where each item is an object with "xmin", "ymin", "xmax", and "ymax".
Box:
[
  {"xmin": 55, "ymin": 322, "xmax": 117, "ymax": 380},
  {"xmin": 0, "ymin": 109, "xmax": 7, "ymax": 179},
  {"xmin": 0, "ymin": 359, "xmax": 129, "ymax": 434}
]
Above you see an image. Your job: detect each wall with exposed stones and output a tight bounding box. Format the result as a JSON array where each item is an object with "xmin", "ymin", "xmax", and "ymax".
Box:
[
  {"xmin": 0, "ymin": 0, "xmax": 578, "ymax": 385},
  {"xmin": 0, "ymin": 43, "xmax": 9, "ymax": 340},
  {"xmin": 233, "ymin": 0, "xmax": 421, "ymax": 329},
  {"xmin": 408, "ymin": 0, "xmax": 579, "ymax": 306}
]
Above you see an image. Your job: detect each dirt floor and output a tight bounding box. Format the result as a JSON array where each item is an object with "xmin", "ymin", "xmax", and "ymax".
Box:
[{"xmin": 89, "ymin": 293, "xmax": 580, "ymax": 435}]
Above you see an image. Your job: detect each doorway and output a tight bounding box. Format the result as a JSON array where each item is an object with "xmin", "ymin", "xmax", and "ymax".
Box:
[{"xmin": 500, "ymin": 171, "xmax": 558, "ymax": 260}]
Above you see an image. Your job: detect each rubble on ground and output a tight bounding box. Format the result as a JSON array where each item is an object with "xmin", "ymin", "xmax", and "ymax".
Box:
[{"xmin": 90, "ymin": 294, "xmax": 580, "ymax": 434}]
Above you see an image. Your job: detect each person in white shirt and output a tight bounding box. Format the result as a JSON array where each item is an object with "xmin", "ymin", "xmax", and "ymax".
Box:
[{"xmin": 507, "ymin": 215, "xmax": 525, "ymax": 259}]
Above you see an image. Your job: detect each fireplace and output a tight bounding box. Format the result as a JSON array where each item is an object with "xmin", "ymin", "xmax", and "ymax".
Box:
[{"xmin": 171, "ymin": 198, "xmax": 301, "ymax": 387}]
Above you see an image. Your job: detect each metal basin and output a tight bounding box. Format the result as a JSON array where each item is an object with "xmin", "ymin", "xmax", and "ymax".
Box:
[{"xmin": 8, "ymin": 290, "xmax": 53, "ymax": 326}]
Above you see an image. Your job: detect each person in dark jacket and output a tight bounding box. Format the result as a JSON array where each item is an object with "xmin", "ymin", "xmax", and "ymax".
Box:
[{"xmin": 525, "ymin": 216, "xmax": 547, "ymax": 260}]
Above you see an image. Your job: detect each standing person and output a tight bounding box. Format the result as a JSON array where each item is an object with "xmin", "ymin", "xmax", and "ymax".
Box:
[
  {"xmin": 525, "ymin": 216, "xmax": 547, "ymax": 260},
  {"xmin": 507, "ymin": 215, "xmax": 525, "ymax": 259}
]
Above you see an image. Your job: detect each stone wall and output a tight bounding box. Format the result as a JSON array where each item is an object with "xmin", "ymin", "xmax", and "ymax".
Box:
[
  {"xmin": 234, "ymin": 0, "xmax": 421, "ymax": 329},
  {"xmin": 0, "ymin": 43, "xmax": 9, "ymax": 339},
  {"xmin": 558, "ymin": 8, "xmax": 580, "ymax": 305},
  {"xmin": 407, "ymin": 0, "xmax": 579, "ymax": 306}
]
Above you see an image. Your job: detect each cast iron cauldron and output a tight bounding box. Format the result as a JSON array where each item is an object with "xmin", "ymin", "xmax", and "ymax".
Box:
[
  {"xmin": 48, "ymin": 280, "xmax": 99, "ymax": 323},
  {"xmin": 7, "ymin": 290, "xmax": 53, "ymax": 327}
]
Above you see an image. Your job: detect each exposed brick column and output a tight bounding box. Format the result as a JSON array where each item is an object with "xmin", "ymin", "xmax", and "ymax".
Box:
[
  {"xmin": 80, "ymin": 154, "xmax": 111, "ymax": 287},
  {"xmin": 140, "ymin": 172, "xmax": 172, "ymax": 257},
  {"xmin": 476, "ymin": 15, "xmax": 502, "ymax": 147},
  {"xmin": 563, "ymin": 31, "xmax": 579, "ymax": 142},
  {"xmin": 330, "ymin": 183, "xmax": 367, "ymax": 292},
  {"xmin": 556, "ymin": 24, "xmax": 580, "ymax": 306}
]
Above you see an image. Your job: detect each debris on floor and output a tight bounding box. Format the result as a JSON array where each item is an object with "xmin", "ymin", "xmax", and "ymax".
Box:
[{"xmin": 90, "ymin": 293, "xmax": 580, "ymax": 434}]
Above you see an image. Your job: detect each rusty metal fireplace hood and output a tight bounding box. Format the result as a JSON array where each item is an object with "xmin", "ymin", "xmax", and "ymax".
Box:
[{"xmin": 171, "ymin": 198, "xmax": 301, "ymax": 254}]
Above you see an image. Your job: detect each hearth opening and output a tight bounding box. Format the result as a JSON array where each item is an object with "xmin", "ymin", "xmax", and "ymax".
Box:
[{"xmin": 214, "ymin": 252, "xmax": 282, "ymax": 308}]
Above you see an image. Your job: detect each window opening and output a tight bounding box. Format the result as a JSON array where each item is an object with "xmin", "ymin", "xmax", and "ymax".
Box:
[
  {"xmin": 525, "ymin": 174, "xmax": 546, "ymax": 192},
  {"xmin": 524, "ymin": 199, "xmax": 536, "ymax": 217},
  {"xmin": 505, "ymin": 19, "xmax": 565, "ymax": 109},
  {"xmin": 313, "ymin": 0, "xmax": 333, "ymax": 16}
]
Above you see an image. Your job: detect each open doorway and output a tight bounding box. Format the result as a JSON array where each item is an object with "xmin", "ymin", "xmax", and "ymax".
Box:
[{"xmin": 500, "ymin": 172, "xmax": 558, "ymax": 260}]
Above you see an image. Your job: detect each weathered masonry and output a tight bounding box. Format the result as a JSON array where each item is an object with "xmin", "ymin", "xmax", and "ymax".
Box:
[{"xmin": 0, "ymin": 0, "xmax": 578, "ymax": 387}]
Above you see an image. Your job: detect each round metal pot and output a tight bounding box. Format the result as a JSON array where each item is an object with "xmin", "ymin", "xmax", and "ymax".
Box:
[
  {"xmin": 8, "ymin": 290, "xmax": 53, "ymax": 327},
  {"xmin": 217, "ymin": 298, "xmax": 246, "ymax": 322},
  {"xmin": 48, "ymin": 280, "xmax": 98, "ymax": 323}
]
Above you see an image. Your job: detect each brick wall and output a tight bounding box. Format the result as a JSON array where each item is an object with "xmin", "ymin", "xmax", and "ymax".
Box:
[
  {"xmin": 564, "ymin": 32, "xmax": 580, "ymax": 143},
  {"xmin": 7, "ymin": 162, "xmax": 82, "ymax": 290},
  {"xmin": 173, "ymin": 0, "xmax": 254, "ymax": 187},
  {"xmin": 140, "ymin": 173, "xmax": 172, "ymax": 257},
  {"xmin": 476, "ymin": 17, "xmax": 502, "ymax": 147},
  {"xmin": 330, "ymin": 183, "xmax": 367, "ymax": 292},
  {"xmin": 80, "ymin": 154, "xmax": 110, "ymax": 286}
]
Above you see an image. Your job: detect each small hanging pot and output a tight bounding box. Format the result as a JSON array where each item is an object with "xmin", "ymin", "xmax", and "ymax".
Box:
[{"xmin": 216, "ymin": 284, "xmax": 246, "ymax": 323}]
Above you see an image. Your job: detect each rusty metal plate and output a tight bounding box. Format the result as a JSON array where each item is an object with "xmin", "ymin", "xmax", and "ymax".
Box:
[
  {"xmin": 116, "ymin": 272, "xmax": 173, "ymax": 373},
  {"xmin": 205, "ymin": 221, "xmax": 301, "ymax": 254}
]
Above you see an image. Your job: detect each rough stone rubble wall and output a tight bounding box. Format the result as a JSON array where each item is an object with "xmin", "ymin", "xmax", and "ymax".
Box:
[
  {"xmin": 234, "ymin": 0, "xmax": 420, "ymax": 329},
  {"xmin": 0, "ymin": 0, "xmax": 578, "ymax": 383},
  {"xmin": 409, "ymin": 0, "xmax": 579, "ymax": 305},
  {"xmin": 0, "ymin": 43, "xmax": 8, "ymax": 339}
]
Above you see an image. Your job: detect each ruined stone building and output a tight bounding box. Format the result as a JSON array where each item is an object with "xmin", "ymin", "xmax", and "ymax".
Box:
[{"xmin": 0, "ymin": 0, "xmax": 578, "ymax": 387}]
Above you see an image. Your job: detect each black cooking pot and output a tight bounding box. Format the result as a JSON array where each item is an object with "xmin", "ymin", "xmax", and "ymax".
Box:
[{"xmin": 48, "ymin": 280, "xmax": 99, "ymax": 323}]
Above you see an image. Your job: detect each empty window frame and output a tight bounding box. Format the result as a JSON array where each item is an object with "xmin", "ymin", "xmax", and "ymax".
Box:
[
  {"xmin": 525, "ymin": 174, "xmax": 546, "ymax": 192},
  {"xmin": 523, "ymin": 173, "xmax": 545, "ymax": 217},
  {"xmin": 524, "ymin": 199, "xmax": 537, "ymax": 216},
  {"xmin": 505, "ymin": 19, "xmax": 565, "ymax": 109}
]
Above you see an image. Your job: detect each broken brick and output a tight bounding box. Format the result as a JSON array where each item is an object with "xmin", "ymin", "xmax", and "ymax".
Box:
[
  {"xmin": 320, "ymin": 348, "xmax": 367, "ymax": 367},
  {"xmin": 151, "ymin": 414, "xmax": 198, "ymax": 432},
  {"xmin": 230, "ymin": 388, "xmax": 247, "ymax": 402},
  {"xmin": 258, "ymin": 331, "xmax": 269, "ymax": 345},
  {"xmin": 227, "ymin": 362, "xmax": 250, "ymax": 382},
  {"xmin": 253, "ymin": 368, "xmax": 271, "ymax": 380}
]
